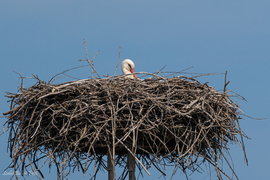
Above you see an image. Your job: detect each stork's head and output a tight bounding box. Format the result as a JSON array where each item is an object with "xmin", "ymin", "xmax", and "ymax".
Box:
[{"xmin": 121, "ymin": 59, "xmax": 138, "ymax": 80}]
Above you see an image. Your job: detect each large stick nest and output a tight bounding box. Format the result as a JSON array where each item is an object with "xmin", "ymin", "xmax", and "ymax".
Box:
[{"xmin": 3, "ymin": 73, "xmax": 248, "ymax": 180}]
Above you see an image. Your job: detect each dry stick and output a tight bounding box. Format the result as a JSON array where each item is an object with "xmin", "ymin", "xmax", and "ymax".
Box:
[
  {"xmin": 89, "ymin": 50, "xmax": 101, "ymax": 78},
  {"xmin": 48, "ymin": 65, "xmax": 88, "ymax": 84},
  {"xmin": 12, "ymin": 70, "xmax": 35, "ymax": 90},
  {"xmin": 146, "ymin": 156, "xmax": 166, "ymax": 176},
  {"xmin": 236, "ymin": 118, "xmax": 248, "ymax": 165},
  {"xmin": 12, "ymin": 153, "xmax": 27, "ymax": 179},
  {"xmin": 27, "ymin": 153, "xmax": 43, "ymax": 180},
  {"xmin": 82, "ymin": 39, "xmax": 101, "ymax": 78},
  {"xmin": 83, "ymin": 38, "xmax": 93, "ymax": 78},
  {"xmin": 30, "ymin": 108, "xmax": 46, "ymax": 138},
  {"xmin": 28, "ymin": 155, "xmax": 50, "ymax": 176},
  {"xmin": 109, "ymin": 46, "xmax": 121, "ymax": 89},
  {"xmin": 62, "ymin": 73, "xmax": 81, "ymax": 80},
  {"xmin": 202, "ymin": 155, "xmax": 234, "ymax": 180},
  {"xmin": 114, "ymin": 46, "xmax": 121, "ymax": 77},
  {"xmin": 108, "ymin": 71, "xmax": 162, "ymax": 80},
  {"xmin": 33, "ymin": 151, "xmax": 45, "ymax": 179},
  {"xmin": 219, "ymin": 150, "xmax": 240, "ymax": 180},
  {"xmin": 224, "ymin": 71, "xmax": 230, "ymax": 92}
]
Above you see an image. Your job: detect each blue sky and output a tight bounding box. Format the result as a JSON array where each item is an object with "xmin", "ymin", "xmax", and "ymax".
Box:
[{"xmin": 1, "ymin": 1, "xmax": 269, "ymax": 179}]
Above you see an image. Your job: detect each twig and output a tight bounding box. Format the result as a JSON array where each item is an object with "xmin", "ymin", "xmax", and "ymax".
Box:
[
  {"xmin": 83, "ymin": 38, "xmax": 93, "ymax": 78},
  {"xmin": 48, "ymin": 65, "xmax": 88, "ymax": 84},
  {"xmin": 114, "ymin": 46, "xmax": 121, "ymax": 77},
  {"xmin": 224, "ymin": 71, "xmax": 230, "ymax": 92}
]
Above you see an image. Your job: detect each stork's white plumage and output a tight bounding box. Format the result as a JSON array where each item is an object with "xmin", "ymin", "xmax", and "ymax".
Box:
[{"xmin": 121, "ymin": 59, "xmax": 138, "ymax": 80}]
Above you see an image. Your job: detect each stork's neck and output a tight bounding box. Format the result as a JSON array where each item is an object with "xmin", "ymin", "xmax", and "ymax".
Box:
[{"xmin": 122, "ymin": 68, "xmax": 131, "ymax": 75}]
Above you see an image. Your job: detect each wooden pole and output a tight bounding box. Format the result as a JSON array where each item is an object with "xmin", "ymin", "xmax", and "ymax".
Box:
[
  {"xmin": 107, "ymin": 148, "xmax": 114, "ymax": 180},
  {"xmin": 127, "ymin": 150, "xmax": 136, "ymax": 180},
  {"xmin": 108, "ymin": 101, "xmax": 116, "ymax": 180}
]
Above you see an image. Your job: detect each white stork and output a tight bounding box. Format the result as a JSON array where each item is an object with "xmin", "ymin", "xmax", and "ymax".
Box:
[{"xmin": 121, "ymin": 59, "xmax": 138, "ymax": 80}]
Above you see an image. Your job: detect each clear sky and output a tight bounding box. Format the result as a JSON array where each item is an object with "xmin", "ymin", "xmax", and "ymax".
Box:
[{"xmin": 1, "ymin": 1, "xmax": 269, "ymax": 179}]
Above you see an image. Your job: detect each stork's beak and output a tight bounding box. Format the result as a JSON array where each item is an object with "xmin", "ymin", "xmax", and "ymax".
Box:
[{"xmin": 130, "ymin": 69, "xmax": 138, "ymax": 80}]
